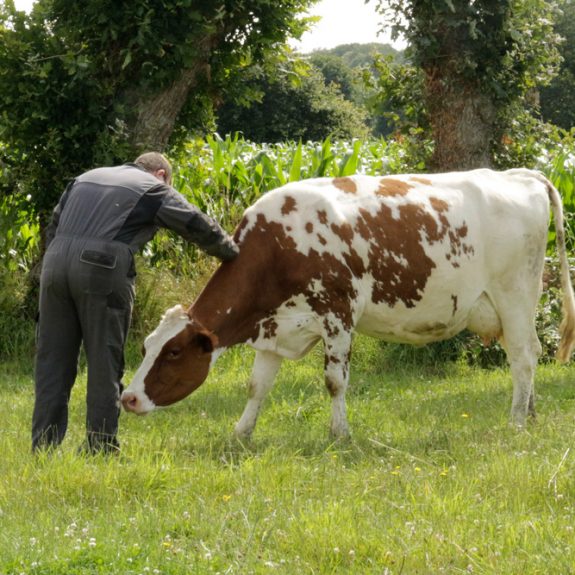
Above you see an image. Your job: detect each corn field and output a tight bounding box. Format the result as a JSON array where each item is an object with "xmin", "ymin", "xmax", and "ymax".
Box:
[{"xmin": 3, "ymin": 134, "xmax": 575, "ymax": 275}]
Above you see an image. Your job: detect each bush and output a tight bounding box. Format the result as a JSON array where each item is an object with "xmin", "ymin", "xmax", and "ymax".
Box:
[{"xmin": 0, "ymin": 267, "xmax": 36, "ymax": 365}]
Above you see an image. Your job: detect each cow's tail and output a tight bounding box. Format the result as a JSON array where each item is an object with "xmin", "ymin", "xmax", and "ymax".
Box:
[{"xmin": 539, "ymin": 172, "xmax": 575, "ymax": 362}]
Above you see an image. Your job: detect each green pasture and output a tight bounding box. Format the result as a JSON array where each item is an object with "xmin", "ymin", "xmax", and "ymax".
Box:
[{"xmin": 1, "ymin": 336, "xmax": 575, "ymax": 574}]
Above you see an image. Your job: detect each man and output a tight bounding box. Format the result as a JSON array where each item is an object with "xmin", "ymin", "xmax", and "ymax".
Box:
[{"xmin": 32, "ymin": 152, "xmax": 239, "ymax": 454}]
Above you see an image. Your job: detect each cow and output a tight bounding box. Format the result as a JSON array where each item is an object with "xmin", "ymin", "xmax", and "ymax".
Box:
[{"xmin": 121, "ymin": 169, "xmax": 575, "ymax": 438}]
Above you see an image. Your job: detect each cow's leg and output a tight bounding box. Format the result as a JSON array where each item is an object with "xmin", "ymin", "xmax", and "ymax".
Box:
[
  {"xmin": 498, "ymin": 311, "xmax": 542, "ymax": 426},
  {"xmin": 324, "ymin": 332, "xmax": 353, "ymax": 439},
  {"xmin": 234, "ymin": 350, "xmax": 283, "ymax": 439}
]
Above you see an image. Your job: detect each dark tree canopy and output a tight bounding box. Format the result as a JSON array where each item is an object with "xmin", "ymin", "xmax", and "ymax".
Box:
[
  {"xmin": 216, "ymin": 66, "xmax": 369, "ymax": 142},
  {"xmin": 540, "ymin": 1, "xmax": 575, "ymax": 129}
]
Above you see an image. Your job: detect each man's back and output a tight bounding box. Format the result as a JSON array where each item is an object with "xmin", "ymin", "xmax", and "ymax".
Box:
[{"xmin": 55, "ymin": 164, "xmax": 164, "ymax": 246}]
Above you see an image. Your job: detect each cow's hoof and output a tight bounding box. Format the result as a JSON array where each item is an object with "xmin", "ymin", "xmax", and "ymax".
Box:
[
  {"xmin": 233, "ymin": 426, "xmax": 253, "ymax": 442},
  {"xmin": 329, "ymin": 427, "xmax": 351, "ymax": 442}
]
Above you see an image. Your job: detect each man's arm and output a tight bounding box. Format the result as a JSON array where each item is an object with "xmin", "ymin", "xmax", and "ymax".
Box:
[{"xmin": 155, "ymin": 188, "xmax": 239, "ymax": 261}]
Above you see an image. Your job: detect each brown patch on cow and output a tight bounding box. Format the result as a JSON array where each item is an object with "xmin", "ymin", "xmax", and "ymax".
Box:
[
  {"xmin": 429, "ymin": 197, "xmax": 474, "ymax": 268},
  {"xmin": 410, "ymin": 176, "xmax": 433, "ymax": 186},
  {"xmin": 323, "ymin": 317, "xmax": 341, "ymax": 338},
  {"xmin": 451, "ymin": 295, "xmax": 458, "ymax": 316},
  {"xmin": 324, "ymin": 347, "xmax": 351, "ymax": 378},
  {"xmin": 325, "ymin": 376, "xmax": 338, "ymax": 397},
  {"xmin": 142, "ymin": 323, "xmax": 215, "ymax": 406},
  {"xmin": 330, "ymin": 222, "xmax": 365, "ymax": 277},
  {"xmin": 281, "ymin": 196, "xmax": 297, "ymax": 216},
  {"xmin": 333, "ymin": 177, "xmax": 357, "ymax": 194},
  {"xmin": 193, "ymin": 211, "xmax": 356, "ymax": 346},
  {"xmin": 331, "ymin": 222, "xmax": 354, "ymax": 245},
  {"xmin": 355, "ymin": 202, "xmax": 443, "ymax": 308},
  {"xmin": 305, "ymin": 222, "xmax": 314, "ymax": 234},
  {"xmin": 261, "ymin": 316, "xmax": 278, "ymax": 339},
  {"xmin": 300, "ymin": 248, "xmax": 356, "ymax": 331},
  {"xmin": 377, "ymin": 178, "xmax": 412, "ymax": 197},
  {"xmin": 354, "ymin": 193, "xmax": 473, "ymax": 308},
  {"xmin": 233, "ymin": 218, "xmax": 250, "ymax": 242},
  {"xmin": 317, "ymin": 210, "xmax": 328, "ymax": 225},
  {"xmin": 325, "ymin": 354, "xmax": 341, "ymax": 366},
  {"xmin": 317, "ymin": 234, "xmax": 327, "ymax": 246},
  {"xmin": 430, "ymin": 197, "xmax": 448, "ymax": 213}
]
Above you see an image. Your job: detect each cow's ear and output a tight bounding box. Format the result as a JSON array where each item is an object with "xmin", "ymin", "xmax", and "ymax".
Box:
[{"xmin": 195, "ymin": 331, "xmax": 216, "ymax": 353}]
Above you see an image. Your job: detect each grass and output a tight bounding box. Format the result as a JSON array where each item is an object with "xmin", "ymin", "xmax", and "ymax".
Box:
[{"xmin": 1, "ymin": 336, "xmax": 575, "ymax": 574}]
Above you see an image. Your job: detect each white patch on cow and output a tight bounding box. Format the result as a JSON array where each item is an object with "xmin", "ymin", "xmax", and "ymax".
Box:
[
  {"xmin": 248, "ymin": 296, "xmax": 322, "ymax": 359},
  {"xmin": 209, "ymin": 347, "xmax": 225, "ymax": 369},
  {"xmin": 308, "ymin": 278, "xmax": 325, "ymax": 296},
  {"xmin": 123, "ymin": 304, "xmax": 191, "ymax": 411}
]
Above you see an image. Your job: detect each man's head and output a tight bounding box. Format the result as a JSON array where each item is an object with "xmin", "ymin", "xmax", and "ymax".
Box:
[{"xmin": 134, "ymin": 152, "xmax": 173, "ymax": 185}]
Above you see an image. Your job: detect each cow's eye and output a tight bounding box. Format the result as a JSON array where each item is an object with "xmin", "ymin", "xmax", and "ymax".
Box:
[{"xmin": 166, "ymin": 348, "xmax": 182, "ymax": 360}]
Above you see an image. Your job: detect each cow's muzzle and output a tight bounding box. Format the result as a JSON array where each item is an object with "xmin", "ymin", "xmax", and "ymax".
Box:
[{"xmin": 121, "ymin": 391, "xmax": 150, "ymax": 415}]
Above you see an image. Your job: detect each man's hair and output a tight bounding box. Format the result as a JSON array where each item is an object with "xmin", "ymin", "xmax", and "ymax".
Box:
[{"xmin": 134, "ymin": 152, "xmax": 172, "ymax": 184}]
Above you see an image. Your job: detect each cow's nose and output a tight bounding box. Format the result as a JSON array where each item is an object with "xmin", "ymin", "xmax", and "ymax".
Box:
[{"xmin": 121, "ymin": 391, "xmax": 139, "ymax": 413}]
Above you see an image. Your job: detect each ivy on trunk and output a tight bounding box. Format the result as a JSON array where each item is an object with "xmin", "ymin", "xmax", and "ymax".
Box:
[{"xmin": 373, "ymin": 0, "xmax": 562, "ymax": 171}]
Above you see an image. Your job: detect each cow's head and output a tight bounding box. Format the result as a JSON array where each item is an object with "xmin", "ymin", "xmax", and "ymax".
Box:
[{"xmin": 121, "ymin": 304, "xmax": 217, "ymax": 415}]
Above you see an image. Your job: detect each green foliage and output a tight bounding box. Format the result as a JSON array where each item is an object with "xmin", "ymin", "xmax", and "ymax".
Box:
[
  {"xmin": 0, "ymin": 192, "xmax": 39, "ymax": 274},
  {"xmin": 308, "ymin": 52, "xmax": 362, "ymax": 101},
  {"xmin": 216, "ymin": 66, "xmax": 369, "ymax": 143},
  {"xmin": 376, "ymin": 0, "xmax": 561, "ymax": 103},
  {"xmin": 0, "ymin": 266, "xmax": 36, "ymax": 361},
  {"xmin": 372, "ymin": 0, "xmax": 563, "ymax": 169},
  {"xmin": 168, "ymin": 134, "xmax": 426, "ymax": 234},
  {"xmin": 540, "ymin": 0, "xmax": 575, "ymax": 129},
  {"xmin": 364, "ymin": 54, "xmax": 427, "ymax": 137},
  {"xmin": 0, "ymin": 0, "xmax": 317, "ymax": 224},
  {"xmin": 314, "ymin": 42, "xmax": 404, "ymax": 69},
  {"xmin": 493, "ymin": 112, "xmax": 568, "ymax": 170},
  {"xmin": 0, "ymin": 1, "xmax": 133, "ymax": 221}
]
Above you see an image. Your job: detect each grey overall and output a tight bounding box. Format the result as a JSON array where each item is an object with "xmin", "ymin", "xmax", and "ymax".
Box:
[{"xmin": 32, "ymin": 164, "xmax": 238, "ymax": 452}]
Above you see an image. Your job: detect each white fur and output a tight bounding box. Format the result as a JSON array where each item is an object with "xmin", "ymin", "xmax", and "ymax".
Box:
[{"xmin": 123, "ymin": 304, "xmax": 190, "ymax": 413}]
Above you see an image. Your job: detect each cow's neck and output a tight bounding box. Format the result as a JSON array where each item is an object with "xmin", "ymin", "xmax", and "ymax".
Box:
[{"xmin": 189, "ymin": 260, "xmax": 268, "ymax": 349}]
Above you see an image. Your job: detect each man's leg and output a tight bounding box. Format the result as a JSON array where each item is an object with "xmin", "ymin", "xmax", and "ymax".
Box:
[
  {"xmin": 78, "ymin": 280, "xmax": 134, "ymax": 453},
  {"xmin": 32, "ymin": 255, "xmax": 82, "ymax": 451}
]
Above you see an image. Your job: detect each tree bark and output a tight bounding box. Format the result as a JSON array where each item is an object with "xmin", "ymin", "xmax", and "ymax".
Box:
[
  {"xmin": 130, "ymin": 66, "xmax": 204, "ymax": 151},
  {"xmin": 130, "ymin": 35, "xmax": 216, "ymax": 151},
  {"xmin": 425, "ymin": 70, "xmax": 497, "ymax": 173}
]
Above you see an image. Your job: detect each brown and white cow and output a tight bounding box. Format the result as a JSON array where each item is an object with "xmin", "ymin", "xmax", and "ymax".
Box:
[{"xmin": 121, "ymin": 169, "xmax": 575, "ymax": 438}]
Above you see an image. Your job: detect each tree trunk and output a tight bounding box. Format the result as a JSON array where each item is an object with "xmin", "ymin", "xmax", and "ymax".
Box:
[
  {"xmin": 425, "ymin": 70, "xmax": 497, "ymax": 173},
  {"xmin": 130, "ymin": 66, "xmax": 204, "ymax": 151},
  {"xmin": 130, "ymin": 35, "xmax": 216, "ymax": 151}
]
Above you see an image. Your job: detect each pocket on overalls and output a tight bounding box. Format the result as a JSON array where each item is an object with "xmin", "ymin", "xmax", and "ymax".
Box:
[
  {"xmin": 80, "ymin": 249, "xmax": 117, "ymax": 269},
  {"xmin": 79, "ymin": 249, "xmax": 117, "ymax": 296}
]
